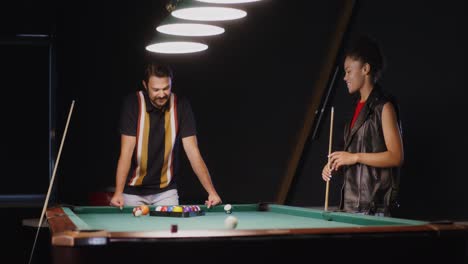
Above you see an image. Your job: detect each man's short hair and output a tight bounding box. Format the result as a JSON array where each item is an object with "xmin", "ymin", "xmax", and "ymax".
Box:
[{"xmin": 143, "ymin": 62, "xmax": 173, "ymax": 83}]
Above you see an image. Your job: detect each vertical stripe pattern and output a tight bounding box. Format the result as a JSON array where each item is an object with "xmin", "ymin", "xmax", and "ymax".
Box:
[
  {"xmin": 128, "ymin": 92, "xmax": 178, "ymax": 187},
  {"xmin": 160, "ymin": 95, "xmax": 178, "ymax": 188}
]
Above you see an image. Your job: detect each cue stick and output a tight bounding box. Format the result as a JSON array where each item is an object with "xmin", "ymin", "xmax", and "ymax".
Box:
[
  {"xmin": 324, "ymin": 106, "xmax": 334, "ymax": 211},
  {"xmin": 28, "ymin": 100, "xmax": 75, "ymax": 264}
]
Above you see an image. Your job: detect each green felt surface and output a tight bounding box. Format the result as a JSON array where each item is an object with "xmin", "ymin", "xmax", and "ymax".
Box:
[{"xmin": 63, "ymin": 204, "xmax": 427, "ymax": 232}]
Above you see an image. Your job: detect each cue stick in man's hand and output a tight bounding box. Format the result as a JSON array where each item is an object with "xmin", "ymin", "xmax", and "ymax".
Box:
[
  {"xmin": 28, "ymin": 100, "xmax": 75, "ymax": 264},
  {"xmin": 324, "ymin": 106, "xmax": 334, "ymax": 211}
]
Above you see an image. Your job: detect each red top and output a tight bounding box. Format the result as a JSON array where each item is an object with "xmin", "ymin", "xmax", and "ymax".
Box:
[{"xmin": 351, "ymin": 101, "xmax": 366, "ymax": 128}]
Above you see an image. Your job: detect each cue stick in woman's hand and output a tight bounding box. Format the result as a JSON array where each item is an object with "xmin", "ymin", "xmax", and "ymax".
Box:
[
  {"xmin": 325, "ymin": 106, "xmax": 334, "ymax": 211},
  {"xmin": 28, "ymin": 100, "xmax": 75, "ymax": 264}
]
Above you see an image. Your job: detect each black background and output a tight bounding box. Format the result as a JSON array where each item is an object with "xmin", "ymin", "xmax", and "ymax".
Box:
[{"xmin": 1, "ymin": 1, "xmax": 467, "ymax": 262}]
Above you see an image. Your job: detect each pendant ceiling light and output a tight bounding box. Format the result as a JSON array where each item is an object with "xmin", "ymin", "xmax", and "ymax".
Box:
[
  {"xmin": 146, "ymin": 41, "xmax": 208, "ymax": 54},
  {"xmin": 145, "ymin": 31, "xmax": 209, "ymax": 54},
  {"xmin": 195, "ymin": 0, "xmax": 262, "ymax": 3},
  {"xmin": 157, "ymin": 23, "xmax": 224, "ymax": 36},
  {"xmin": 171, "ymin": 6, "xmax": 246, "ymax": 21},
  {"xmin": 156, "ymin": 15, "xmax": 225, "ymax": 37},
  {"xmin": 166, "ymin": 0, "xmax": 247, "ymax": 21},
  {"xmin": 145, "ymin": 0, "xmax": 263, "ymax": 54}
]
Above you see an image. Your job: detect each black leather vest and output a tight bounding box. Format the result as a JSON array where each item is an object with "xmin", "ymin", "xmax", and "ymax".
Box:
[{"xmin": 339, "ymin": 87, "xmax": 401, "ymax": 216}]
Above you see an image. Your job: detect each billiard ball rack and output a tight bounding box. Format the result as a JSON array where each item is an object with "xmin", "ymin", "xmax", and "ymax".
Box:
[{"xmin": 149, "ymin": 210, "xmax": 205, "ymax": 218}]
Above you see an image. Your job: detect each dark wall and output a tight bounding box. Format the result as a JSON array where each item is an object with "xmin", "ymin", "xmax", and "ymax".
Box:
[
  {"xmin": 2, "ymin": 0, "xmax": 467, "ymax": 224},
  {"xmin": 52, "ymin": 0, "xmax": 347, "ymax": 206},
  {"xmin": 290, "ymin": 0, "xmax": 468, "ymax": 221}
]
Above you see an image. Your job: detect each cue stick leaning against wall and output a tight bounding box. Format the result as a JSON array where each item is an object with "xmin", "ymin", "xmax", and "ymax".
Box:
[{"xmin": 28, "ymin": 100, "xmax": 75, "ymax": 264}]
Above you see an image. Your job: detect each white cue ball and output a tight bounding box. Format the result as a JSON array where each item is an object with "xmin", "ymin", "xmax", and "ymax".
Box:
[
  {"xmin": 224, "ymin": 204, "xmax": 232, "ymax": 214},
  {"xmin": 132, "ymin": 207, "xmax": 142, "ymax": 217},
  {"xmin": 224, "ymin": 215, "xmax": 238, "ymax": 229}
]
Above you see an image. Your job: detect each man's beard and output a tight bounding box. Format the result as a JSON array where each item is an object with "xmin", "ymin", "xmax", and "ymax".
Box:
[{"xmin": 153, "ymin": 97, "xmax": 168, "ymax": 108}]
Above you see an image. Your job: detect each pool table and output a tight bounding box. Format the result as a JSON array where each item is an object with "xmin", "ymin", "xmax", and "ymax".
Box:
[{"xmin": 46, "ymin": 203, "xmax": 468, "ymax": 264}]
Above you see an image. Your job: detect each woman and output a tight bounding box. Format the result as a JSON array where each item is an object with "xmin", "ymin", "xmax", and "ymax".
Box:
[{"xmin": 322, "ymin": 35, "xmax": 404, "ymax": 216}]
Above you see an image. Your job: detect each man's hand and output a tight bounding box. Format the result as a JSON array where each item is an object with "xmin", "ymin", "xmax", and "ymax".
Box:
[
  {"xmin": 205, "ymin": 193, "xmax": 222, "ymax": 208},
  {"xmin": 110, "ymin": 193, "xmax": 125, "ymax": 210}
]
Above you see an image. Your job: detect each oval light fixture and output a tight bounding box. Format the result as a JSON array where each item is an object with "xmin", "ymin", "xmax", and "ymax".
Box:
[
  {"xmin": 157, "ymin": 23, "xmax": 225, "ymax": 37},
  {"xmin": 172, "ymin": 7, "xmax": 247, "ymax": 21},
  {"xmin": 146, "ymin": 42, "xmax": 208, "ymax": 54},
  {"xmin": 195, "ymin": 0, "xmax": 261, "ymax": 3}
]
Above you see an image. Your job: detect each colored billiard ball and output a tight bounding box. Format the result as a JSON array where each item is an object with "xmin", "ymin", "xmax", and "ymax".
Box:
[
  {"xmin": 172, "ymin": 206, "xmax": 183, "ymax": 213},
  {"xmin": 224, "ymin": 215, "xmax": 238, "ymax": 229},
  {"xmin": 139, "ymin": 205, "xmax": 150, "ymax": 215},
  {"xmin": 224, "ymin": 204, "xmax": 232, "ymax": 214},
  {"xmin": 155, "ymin": 206, "xmax": 162, "ymax": 212}
]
